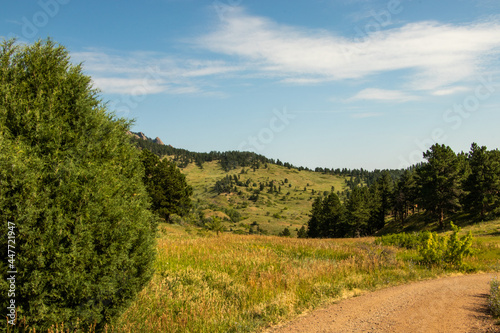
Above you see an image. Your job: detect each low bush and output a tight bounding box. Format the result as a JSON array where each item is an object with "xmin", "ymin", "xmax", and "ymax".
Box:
[
  {"xmin": 376, "ymin": 222, "xmax": 473, "ymax": 267},
  {"xmin": 490, "ymin": 277, "xmax": 500, "ymax": 317},
  {"xmin": 376, "ymin": 232, "xmax": 427, "ymax": 249}
]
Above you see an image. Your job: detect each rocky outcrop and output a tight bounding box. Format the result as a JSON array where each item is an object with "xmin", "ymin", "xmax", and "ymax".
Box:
[
  {"xmin": 126, "ymin": 131, "xmax": 140, "ymax": 139},
  {"xmin": 126, "ymin": 131, "xmax": 149, "ymax": 140},
  {"xmin": 154, "ymin": 137, "xmax": 164, "ymax": 145},
  {"xmin": 126, "ymin": 131, "xmax": 165, "ymax": 145}
]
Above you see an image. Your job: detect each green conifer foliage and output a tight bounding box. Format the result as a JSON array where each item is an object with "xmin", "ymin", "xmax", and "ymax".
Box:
[
  {"xmin": 141, "ymin": 149, "xmax": 192, "ymax": 221},
  {"xmin": 0, "ymin": 39, "xmax": 157, "ymax": 331}
]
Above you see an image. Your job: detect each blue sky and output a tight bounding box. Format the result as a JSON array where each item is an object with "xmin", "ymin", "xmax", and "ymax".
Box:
[{"xmin": 2, "ymin": 0, "xmax": 500, "ymax": 170}]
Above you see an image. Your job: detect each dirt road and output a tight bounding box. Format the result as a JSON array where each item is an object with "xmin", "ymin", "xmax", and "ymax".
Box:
[{"xmin": 268, "ymin": 274, "xmax": 499, "ymax": 333}]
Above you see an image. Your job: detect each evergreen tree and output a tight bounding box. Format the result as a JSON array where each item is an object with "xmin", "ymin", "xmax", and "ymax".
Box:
[
  {"xmin": 279, "ymin": 227, "xmax": 291, "ymax": 237},
  {"xmin": 321, "ymin": 192, "xmax": 346, "ymax": 237},
  {"xmin": 393, "ymin": 170, "xmax": 417, "ymax": 223},
  {"xmin": 0, "ymin": 39, "xmax": 156, "ymax": 330},
  {"xmin": 416, "ymin": 144, "xmax": 463, "ymax": 228},
  {"xmin": 141, "ymin": 149, "xmax": 193, "ymax": 221},
  {"xmin": 369, "ymin": 171, "xmax": 393, "ymax": 231},
  {"xmin": 307, "ymin": 192, "xmax": 345, "ymax": 238},
  {"xmin": 463, "ymin": 143, "xmax": 500, "ymax": 219},
  {"xmin": 297, "ymin": 225, "xmax": 308, "ymax": 238},
  {"xmin": 307, "ymin": 197, "xmax": 323, "ymax": 238},
  {"xmin": 345, "ymin": 186, "xmax": 371, "ymax": 237}
]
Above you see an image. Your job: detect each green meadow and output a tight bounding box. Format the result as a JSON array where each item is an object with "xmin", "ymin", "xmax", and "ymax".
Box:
[{"xmin": 109, "ymin": 220, "xmax": 500, "ymax": 333}]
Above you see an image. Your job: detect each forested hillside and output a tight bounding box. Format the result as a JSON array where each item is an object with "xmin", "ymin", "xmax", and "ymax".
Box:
[{"xmin": 308, "ymin": 143, "xmax": 500, "ymax": 238}]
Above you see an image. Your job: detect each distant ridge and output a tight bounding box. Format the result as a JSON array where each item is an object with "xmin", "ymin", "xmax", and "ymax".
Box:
[{"xmin": 127, "ymin": 130, "xmax": 406, "ymax": 187}]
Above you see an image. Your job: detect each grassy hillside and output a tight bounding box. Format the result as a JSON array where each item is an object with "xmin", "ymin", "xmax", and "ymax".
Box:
[{"xmin": 177, "ymin": 160, "xmax": 347, "ymax": 235}]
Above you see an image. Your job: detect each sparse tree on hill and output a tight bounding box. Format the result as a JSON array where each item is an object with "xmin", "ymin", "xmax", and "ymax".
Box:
[
  {"xmin": 205, "ymin": 217, "xmax": 225, "ymax": 236},
  {"xmin": 279, "ymin": 227, "xmax": 291, "ymax": 237},
  {"xmin": 297, "ymin": 225, "xmax": 308, "ymax": 238}
]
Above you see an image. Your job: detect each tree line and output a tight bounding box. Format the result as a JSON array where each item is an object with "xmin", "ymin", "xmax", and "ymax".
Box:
[
  {"xmin": 308, "ymin": 143, "xmax": 500, "ymax": 238},
  {"xmin": 131, "ymin": 135, "xmax": 273, "ymax": 171}
]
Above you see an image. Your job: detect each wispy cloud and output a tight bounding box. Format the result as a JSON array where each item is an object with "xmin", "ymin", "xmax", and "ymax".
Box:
[
  {"xmin": 197, "ymin": 7, "xmax": 500, "ymax": 91},
  {"xmin": 72, "ymin": 50, "xmax": 241, "ymax": 95},
  {"xmin": 431, "ymin": 86, "xmax": 470, "ymax": 96},
  {"xmin": 347, "ymin": 88, "xmax": 419, "ymax": 102},
  {"xmin": 71, "ymin": 8, "xmax": 500, "ymax": 97}
]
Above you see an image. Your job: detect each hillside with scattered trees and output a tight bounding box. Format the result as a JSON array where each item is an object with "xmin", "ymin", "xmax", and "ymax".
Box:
[{"xmin": 131, "ymin": 134, "xmax": 500, "ymax": 237}]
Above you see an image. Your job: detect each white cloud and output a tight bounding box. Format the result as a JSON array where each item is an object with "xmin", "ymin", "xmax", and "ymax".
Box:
[
  {"xmin": 72, "ymin": 50, "xmax": 240, "ymax": 95},
  {"xmin": 348, "ymin": 88, "xmax": 419, "ymax": 102},
  {"xmin": 197, "ymin": 8, "xmax": 500, "ymax": 91},
  {"xmin": 432, "ymin": 86, "xmax": 470, "ymax": 96},
  {"xmin": 91, "ymin": 78, "xmax": 166, "ymax": 95}
]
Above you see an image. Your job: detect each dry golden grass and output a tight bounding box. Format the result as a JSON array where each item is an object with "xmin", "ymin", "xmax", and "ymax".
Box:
[
  {"xmin": 108, "ymin": 224, "xmax": 500, "ymax": 332},
  {"xmin": 13, "ymin": 222, "xmax": 500, "ymax": 333}
]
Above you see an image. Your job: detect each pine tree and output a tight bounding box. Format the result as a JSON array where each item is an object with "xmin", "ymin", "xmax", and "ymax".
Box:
[
  {"xmin": 307, "ymin": 197, "xmax": 323, "ymax": 238},
  {"xmin": 345, "ymin": 187, "xmax": 371, "ymax": 237},
  {"xmin": 0, "ymin": 39, "xmax": 156, "ymax": 330},
  {"xmin": 297, "ymin": 225, "xmax": 308, "ymax": 238},
  {"xmin": 307, "ymin": 192, "xmax": 345, "ymax": 238},
  {"xmin": 141, "ymin": 149, "xmax": 193, "ymax": 221},
  {"xmin": 416, "ymin": 144, "xmax": 463, "ymax": 228},
  {"xmin": 463, "ymin": 143, "xmax": 500, "ymax": 219},
  {"xmin": 393, "ymin": 170, "xmax": 417, "ymax": 223},
  {"xmin": 369, "ymin": 171, "xmax": 393, "ymax": 232}
]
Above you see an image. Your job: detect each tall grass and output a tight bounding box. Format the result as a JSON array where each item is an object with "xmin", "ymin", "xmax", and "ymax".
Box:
[
  {"xmin": 9, "ymin": 223, "xmax": 500, "ymax": 332},
  {"xmin": 108, "ymin": 224, "xmax": 499, "ymax": 332},
  {"xmin": 490, "ymin": 277, "xmax": 500, "ymax": 318}
]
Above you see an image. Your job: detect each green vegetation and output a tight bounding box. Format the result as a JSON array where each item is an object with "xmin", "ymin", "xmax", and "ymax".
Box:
[
  {"xmin": 2, "ymin": 38, "xmax": 500, "ymax": 332},
  {"xmin": 308, "ymin": 143, "xmax": 500, "ymax": 238},
  {"xmin": 131, "ymin": 133, "xmax": 275, "ymax": 171},
  {"xmin": 108, "ymin": 221, "xmax": 500, "ymax": 332},
  {"xmin": 416, "ymin": 144, "xmax": 465, "ymax": 229},
  {"xmin": 178, "ymin": 160, "xmax": 346, "ymax": 236},
  {"xmin": 0, "ymin": 39, "xmax": 157, "ymax": 331},
  {"xmin": 376, "ymin": 222, "xmax": 474, "ymax": 268},
  {"xmin": 141, "ymin": 149, "xmax": 192, "ymax": 222},
  {"xmin": 490, "ymin": 277, "xmax": 500, "ymax": 318}
]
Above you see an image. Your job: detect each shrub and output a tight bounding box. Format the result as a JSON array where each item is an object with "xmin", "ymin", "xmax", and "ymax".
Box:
[
  {"xmin": 490, "ymin": 277, "xmax": 500, "ymax": 317},
  {"xmin": 418, "ymin": 231, "xmax": 447, "ymax": 265},
  {"xmin": 278, "ymin": 227, "xmax": 291, "ymax": 237},
  {"xmin": 205, "ymin": 217, "xmax": 225, "ymax": 236},
  {"xmin": 376, "ymin": 232, "xmax": 427, "ymax": 249},
  {"xmin": 376, "ymin": 222, "xmax": 473, "ymax": 267},
  {"xmin": 418, "ymin": 223, "xmax": 473, "ymax": 267},
  {"xmin": 0, "ymin": 39, "xmax": 156, "ymax": 330}
]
